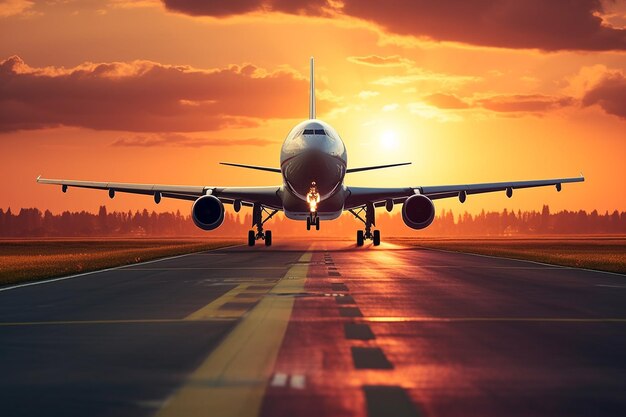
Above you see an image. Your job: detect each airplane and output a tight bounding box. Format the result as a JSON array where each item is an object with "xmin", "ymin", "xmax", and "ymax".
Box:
[{"xmin": 37, "ymin": 57, "xmax": 584, "ymax": 247}]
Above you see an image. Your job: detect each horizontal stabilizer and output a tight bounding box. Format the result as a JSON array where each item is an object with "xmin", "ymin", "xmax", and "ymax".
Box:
[
  {"xmin": 346, "ymin": 162, "xmax": 411, "ymax": 174},
  {"xmin": 220, "ymin": 162, "xmax": 281, "ymax": 173}
]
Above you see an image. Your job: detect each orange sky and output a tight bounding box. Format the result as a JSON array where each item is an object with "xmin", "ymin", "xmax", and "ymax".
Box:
[{"xmin": 1, "ymin": 0, "xmax": 625, "ymax": 217}]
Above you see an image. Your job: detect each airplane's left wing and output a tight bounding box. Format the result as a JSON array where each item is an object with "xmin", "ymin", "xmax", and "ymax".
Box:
[
  {"xmin": 36, "ymin": 177, "xmax": 282, "ymax": 209},
  {"xmin": 345, "ymin": 175, "xmax": 584, "ymax": 209}
]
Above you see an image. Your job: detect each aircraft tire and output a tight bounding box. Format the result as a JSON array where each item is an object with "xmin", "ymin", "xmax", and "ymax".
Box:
[
  {"xmin": 315, "ymin": 217, "xmax": 320, "ymax": 230},
  {"xmin": 357, "ymin": 230, "xmax": 364, "ymax": 246},
  {"xmin": 373, "ymin": 230, "xmax": 381, "ymax": 246},
  {"xmin": 265, "ymin": 230, "xmax": 272, "ymax": 246},
  {"xmin": 248, "ymin": 230, "xmax": 256, "ymax": 246}
]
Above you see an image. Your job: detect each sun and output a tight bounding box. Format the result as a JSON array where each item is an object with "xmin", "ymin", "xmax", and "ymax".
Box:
[{"xmin": 379, "ymin": 129, "xmax": 399, "ymax": 150}]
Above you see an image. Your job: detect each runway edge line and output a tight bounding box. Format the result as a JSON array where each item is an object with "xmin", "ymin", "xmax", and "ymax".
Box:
[{"xmin": 0, "ymin": 243, "xmax": 246, "ymax": 293}]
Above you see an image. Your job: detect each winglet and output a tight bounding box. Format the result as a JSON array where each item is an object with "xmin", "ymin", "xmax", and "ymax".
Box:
[
  {"xmin": 36, "ymin": 175, "xmax": 41, "ymax": 182},
  {"xmin": 309, "ymin": 56, "xmax": 315, "ymax": 120}
]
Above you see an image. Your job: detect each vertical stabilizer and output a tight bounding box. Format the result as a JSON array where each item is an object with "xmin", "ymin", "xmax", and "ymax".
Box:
[{"xmin": 309, "ymin": 56, "xmax": 315, "ymax": 120}]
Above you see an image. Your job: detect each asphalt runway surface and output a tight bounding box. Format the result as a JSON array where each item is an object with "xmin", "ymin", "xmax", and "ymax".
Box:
[{"xmin": 1, "ymin": 240, "xmax": 625, "ymax": 417}]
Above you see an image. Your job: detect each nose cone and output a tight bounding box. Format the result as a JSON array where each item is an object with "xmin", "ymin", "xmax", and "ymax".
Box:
[
  {"xmin": 280, "ymin": 119, "xmax": 348, "ymax": 201},
  {"xmin": 282, "ymin": 149, "xmax": 346, "ymax": 200}
]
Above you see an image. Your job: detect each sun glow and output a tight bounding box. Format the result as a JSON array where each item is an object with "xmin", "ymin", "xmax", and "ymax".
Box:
[{"xmin": 380, "ymin": 129, "xmax": 399, "ymax": 150}]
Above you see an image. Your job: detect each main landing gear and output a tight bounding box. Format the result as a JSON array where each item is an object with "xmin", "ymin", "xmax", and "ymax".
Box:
[
  {"xmin": 248, "ymin": 203, "xmax": 278, "ymax": 247},
  {"xmin": 349, "ymin": 202, "xmax": 381, "ymax": 247},
  {"xmin": 306, "ymin": 213, "xmax": 320, "ymax": 231}
]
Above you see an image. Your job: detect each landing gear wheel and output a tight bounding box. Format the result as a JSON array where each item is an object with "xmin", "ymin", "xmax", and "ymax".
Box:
[
  {"xmin": 248, "ymin": 230, "xmax": 256, "ymax": 246},
  {"xmin": 315, "ymin": 217, "xmax": 320, "ymax": 230},
  {"xmin": 356, "ymin": 230, "xmax": 364, "ymax": 247},
  {"xmin": 373, "ymin": 230, "xmax": 381, "ymax": 246},
  {"xmin": 265, "ymin": 230, "xmax": 272, "ymax": 246},
  {"xmin": 306, "ymin": 217, "xmax": 311, "ymax": 230}
]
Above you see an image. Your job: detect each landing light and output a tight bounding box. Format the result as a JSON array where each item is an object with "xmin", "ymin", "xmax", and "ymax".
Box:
[{"xmin": 306, "ymin": 183, "xmax": 320, "ymax": 213}]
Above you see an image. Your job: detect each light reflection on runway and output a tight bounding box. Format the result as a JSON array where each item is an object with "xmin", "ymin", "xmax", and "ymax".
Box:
[{"xmin": 261, "ymin": 240, "xmax": 626, "ymax": 417}]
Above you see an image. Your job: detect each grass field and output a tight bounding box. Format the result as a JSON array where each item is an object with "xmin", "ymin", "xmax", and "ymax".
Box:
[
  {"xmin": 392, "ymin": 236, "xmax": 626, "ymax": 274},
  {"xmin": 0, "ymin": 239, "xmax": 242, "ymax": 286}
]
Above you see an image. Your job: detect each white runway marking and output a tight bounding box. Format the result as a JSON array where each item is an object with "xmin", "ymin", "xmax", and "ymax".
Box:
[
  {"xmin": 270, "ymin": 373, "xmax": 288, "ymax": 387},
  {"xmin": 290, "ymin": 374, "xmax": 306, "ymax": 389}
]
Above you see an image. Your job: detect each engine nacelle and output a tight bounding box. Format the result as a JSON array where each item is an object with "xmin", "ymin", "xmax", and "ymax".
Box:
[
  {"xmin": 402, "ymin": 194, "xmax": 435, "ymax": 230},
  {"xmin": 192, "ymin": 195, "xmax": 225, "ymax": 231}
]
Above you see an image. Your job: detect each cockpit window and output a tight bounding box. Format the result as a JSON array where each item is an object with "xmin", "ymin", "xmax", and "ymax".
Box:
[{"xmin": 303, "ymin": 129, "xmax": 326, "ymax": 135}]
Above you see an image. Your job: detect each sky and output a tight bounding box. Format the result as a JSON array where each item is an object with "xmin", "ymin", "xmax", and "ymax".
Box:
[{"xmin": 1, "ymin": 0, "xmax": 625, "ymax": 217}]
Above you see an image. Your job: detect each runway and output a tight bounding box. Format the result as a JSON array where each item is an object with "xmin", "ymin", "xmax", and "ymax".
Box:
[{"xmin": 1, "ymin": 240, "xmax": 625, "ymax": 417}]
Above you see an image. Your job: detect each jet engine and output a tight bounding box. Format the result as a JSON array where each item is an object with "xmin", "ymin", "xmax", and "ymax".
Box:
[
  {"xmin": 402, "ymin": 194, "xmax": 435, "ymax": 230},
  {"xmin": 192, "ymin": 195, "xmax": 225, "ymax": 230}
]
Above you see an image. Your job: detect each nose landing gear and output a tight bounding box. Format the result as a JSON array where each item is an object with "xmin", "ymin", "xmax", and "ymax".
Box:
[
  {"xmin": 349, "ymin": 202, "xmax": 381, "ymax": 247},
  {"xmin": 306, "ymin": 213, "xmax": 320, "ymax": 231},
  {"xmin": 306, "ymin": 182, "xmax": 321, "ymax": 231}
]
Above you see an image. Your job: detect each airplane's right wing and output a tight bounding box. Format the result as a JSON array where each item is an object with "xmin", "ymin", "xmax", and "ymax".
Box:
[
  {"xmin": 344, "ymin": 175, "xmax": 585, "ymax": 209},
  {"xmin": 418, "ymin": 176, "xmax": 584, "ymax": 201}
]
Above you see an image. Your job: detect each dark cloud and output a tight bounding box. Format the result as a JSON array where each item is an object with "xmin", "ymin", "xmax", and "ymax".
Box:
[
  {"xmin": 347, "ymin": 55, "xmax": 411, "ymax": 67},
  {"xmin": 582, "ymin": 71, "xmax": 626, "ymax": 119},
  {"xmin": 422, "ymin": 93, "xmax": 469, "ymax": 109},
  {"xmin": 477, "ymin": 94, "xmax": 575, "ymax": 113},
  {"xmin": 112, "ymin": 133, "xmax": 278, "ymax": 147},
  {"xmin": 161, "ymin": 0, "xmax": 626, "ymax": 51},
  {"xmin": 0, "ymin": 55, "xmax": 320, "ymax": 133},
  {"xmin": 341, "ymin": 0, "xmax": 626, "ymax": 51},
  {"xmin": 163, "ymin": 0, "xmax": 329, "ymax": 17}
]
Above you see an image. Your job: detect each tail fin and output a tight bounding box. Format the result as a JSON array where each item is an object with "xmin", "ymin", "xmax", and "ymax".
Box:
[{"xmin": 309, "ymin": 56, "xmax": 315, "ymax": 120}]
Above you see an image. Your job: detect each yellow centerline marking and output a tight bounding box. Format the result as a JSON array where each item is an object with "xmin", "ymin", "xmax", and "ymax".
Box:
[{"xmin": 157, "ymin": 250, "xmax": 312, "ymax": 417}]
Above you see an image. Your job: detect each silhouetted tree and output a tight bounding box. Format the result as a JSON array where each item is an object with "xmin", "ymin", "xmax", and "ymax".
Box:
[{"xmin": 1, "ymin": 205, "xmax": 625, "ymax": 237}]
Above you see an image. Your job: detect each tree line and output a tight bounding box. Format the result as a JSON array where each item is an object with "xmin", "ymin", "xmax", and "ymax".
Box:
[{"xmin": 1, "ymin": 205, "xmax": 625, "ymax": 237}]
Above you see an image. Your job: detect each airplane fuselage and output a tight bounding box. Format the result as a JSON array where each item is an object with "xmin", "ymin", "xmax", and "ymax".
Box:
[{"xmin": 280, "ymin": 119, "xmax": 347, "ymax": 220}]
